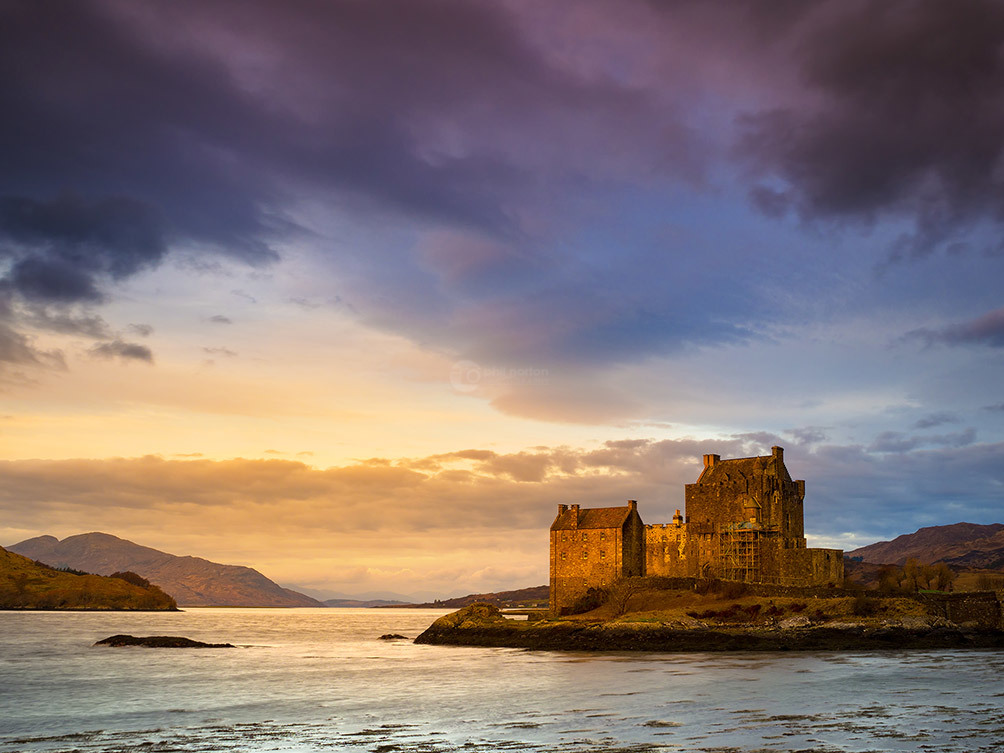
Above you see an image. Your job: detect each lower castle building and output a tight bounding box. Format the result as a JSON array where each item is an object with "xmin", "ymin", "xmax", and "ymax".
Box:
[{"xmin": 549, "ymin": 446, "xmax": 843, "ymax": 614}]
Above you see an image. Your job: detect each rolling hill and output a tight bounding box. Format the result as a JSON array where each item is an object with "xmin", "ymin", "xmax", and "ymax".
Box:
[
  {"xmin": 402, "ymin": 584, "xmax": 549, "ymax": 609},
  {"xmin": 847, "ymin": 522, "xmax": 1004, "ymax": 567},
  {"xmin": 8, "ymin": 533, "xmax": 322, "ymax": 607},
  {"xmin": 0, "ymin": 545, "xmax": 177, "ymax": 610},
  {"xmin": 324, "ymin": 598, "xmax": 409, "ymax": 607}
]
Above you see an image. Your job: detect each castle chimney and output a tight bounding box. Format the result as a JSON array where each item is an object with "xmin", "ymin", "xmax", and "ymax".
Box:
[
  {"xmin": 673, "ymin": 508, "xmax": 683, "ymax": 526},
  {"xmin": 627, "ymin": 499, "xmax": 637, "ymax": 512},
  {"xmin": 569, "ymin": 504, "xmax": 579, "ymax": 528},
  {"xmin": 558, "ymin": 504, "xmax": 568, "ymax": 514},
  {"xmin": 771, "ymin": 446, "xmax": 783, "ymax": 461},
  {"xmin": 703, "ymin": 454, "xmax": 720, "ymax": 468}
]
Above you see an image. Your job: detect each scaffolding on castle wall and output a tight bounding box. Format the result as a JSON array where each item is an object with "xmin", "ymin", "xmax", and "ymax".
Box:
[{"xmin": 719, "ymin": 522, "xmax": 778, "ymax": 584}]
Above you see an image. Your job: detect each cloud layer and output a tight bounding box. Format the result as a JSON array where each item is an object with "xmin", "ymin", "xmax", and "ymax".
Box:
[
  {"xmin": 3, "ymin": 0, "xmax": 1001, "ymax": 389},
  {"xmin": 1, "ymin": 1, "xmax": 1001, "ymax": 591},
  {"xmin": 3, "ymin": 435, "xmax": 1001, "ymax": 594},
  {"xmin": 739, "ymin": 0, "xmax": 1004, "ymax": 259}
]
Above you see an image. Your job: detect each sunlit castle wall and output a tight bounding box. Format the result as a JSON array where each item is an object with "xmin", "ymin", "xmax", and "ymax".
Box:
[{"xmin": 549, "ymin": 501, "xmax": 644, "ymax": 614}]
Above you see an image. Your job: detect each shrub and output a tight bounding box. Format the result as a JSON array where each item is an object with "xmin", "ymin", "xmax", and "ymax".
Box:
[
  {"xmin": 608, "ymin": 578, "xmax": 646, "ymax": 616},
  {"xmin": 976, "ymin": 573, "xmax": 1004, "ymax": 591},
  {"xmin": 110, "ymin": 571, "xmax": 152, "ymax": 589},
  {"xmin": 33, "ymin": 560, "xmax": 89, "ymax": 576},
  {"xmin": 686, "ymin": 603, "xmax": 759, "ymax": 623},
  {"xmin": 721, "ymin": 581, "xmax": 749, "ymax": 599},
  {"xmin": 695, "ymin": 578, "xmax": 720, "ymax": 595},
  {"xmin": 879, "ymin": 560, "xmax": 956, "ymax": 593},
  {"xmin": 568, "ymin": 587, "xmax": 608, "ymax": 615},
  {"xmin": 851, "ymin": 593, "xmax": 878, "ymax": 616},
  {"xmin": 56, "ymin": 565, "xmax": 90, "ymax": 576}
]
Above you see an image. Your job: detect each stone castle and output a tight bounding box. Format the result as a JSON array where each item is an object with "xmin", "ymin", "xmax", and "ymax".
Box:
[{"xmin": 549, "ymin": 446, "xmax": 843, "ymax": 613}]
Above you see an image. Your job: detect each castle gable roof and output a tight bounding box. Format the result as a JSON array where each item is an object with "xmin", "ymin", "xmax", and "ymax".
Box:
[
  {"xmin": 696, "ymin": 454, "xmax": 792, "ymax": 484},
  {"xmin": 551, "ymin": 505, "xmax": 632, "ymax": 530}
]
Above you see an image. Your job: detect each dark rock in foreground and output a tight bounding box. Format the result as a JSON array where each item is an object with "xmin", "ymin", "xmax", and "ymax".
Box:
[
  {"xmin": 94, "ymin": 634, "xmax": 235, "ymax": 648},
  {"xmin": 415, "ymin": 603, "xmax": 1004, "ymax": 653},
  {"xmin": 378, "ymin": 633, "xmax": 408, "ymax": 640}
]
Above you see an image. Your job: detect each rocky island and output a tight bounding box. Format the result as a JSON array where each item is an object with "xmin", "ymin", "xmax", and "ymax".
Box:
[
  {"xmin": 416, "ymin": 585, "xmax": 1004, "ymax": 653},
  {"xmin": 419, "ymin": 448, "xmax": 1004, "ymax": 653}
]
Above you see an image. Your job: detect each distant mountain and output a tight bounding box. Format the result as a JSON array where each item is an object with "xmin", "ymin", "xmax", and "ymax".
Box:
[
  {"xmin": 0, "ymin": 545, "xmax": 177, "ymax": 610},
  {"xmin": 403, "ymin": 585, "xmax": 549, "ymax": 609},
  {"xmin": 8, "ymin": 533, "xmax": 323, "ymax": 607},
  {"xmin": 939, "ymin": 548, "xmax": 1004, "ymax": 571},
  {"xmin": 847, "ymin": 522, "xmax": 1004, "ymax": 567},
  {"xmin": 324, "ymin": 598, "xmax": 408, "ymax": 608},
  {"xmin": 307, "ymin": 588, "xmax": 447, "ymax": 603}
]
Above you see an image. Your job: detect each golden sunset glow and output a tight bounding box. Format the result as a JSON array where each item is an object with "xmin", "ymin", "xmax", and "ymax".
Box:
[{"xmin": 2, "ymin": 0, "xmax": 1002, "ymax": 602}]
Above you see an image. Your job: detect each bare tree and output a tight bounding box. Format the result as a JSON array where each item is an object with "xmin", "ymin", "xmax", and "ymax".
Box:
[
  {"xmin": 608, "ymin": 577, "xmax": 646, "ymax": 616},
  {"xmin": 903, "ymin": 558, "xmax": 922, "ymax": 591},
  {"xmin": 933, "ymin": 563, "xmax": 955, "ymax": 592},
  {"xmin": 976, "ymin": 573, "xmax": 1004, "ymax": 591}
]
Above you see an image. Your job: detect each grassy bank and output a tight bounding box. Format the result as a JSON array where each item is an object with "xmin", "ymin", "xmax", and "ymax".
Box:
[{"xmin": 0, "ymin": 546, "xmax": 178, "ymax": 610}]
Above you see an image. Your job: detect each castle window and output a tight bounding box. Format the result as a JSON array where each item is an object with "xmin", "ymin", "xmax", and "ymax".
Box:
[
  {"xmin": 600, "ymin": 551, "xmax": 606, "ymax": 559},
  {"xmin": 600, "ymin": 531, "xmax": 606, "ymax": 541},
  {"xmin": 582, "ymin": 532, "xmax": 588, "ymax": 541},
  {"xmin": 582, "ymin": 550, "xmax": 588, "ymax": 559},
  {"xmin": 561, "ymin": 532, "xmax": 567, "ymax": 541},
  {"xmin": 560, "ymin": 552, "xmax": 567, "ymax": 560}
]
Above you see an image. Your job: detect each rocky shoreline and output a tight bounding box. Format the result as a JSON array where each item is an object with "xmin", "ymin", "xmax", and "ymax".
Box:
[{"xmin": 414, "ymin": 603, "xmax": 1004, "ymax": 652}]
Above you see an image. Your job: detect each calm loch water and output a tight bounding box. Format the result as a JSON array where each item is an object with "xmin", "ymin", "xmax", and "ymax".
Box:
[{"xmin": 1, "ymin": 608, "xmax": 1002, "ymax": 752}]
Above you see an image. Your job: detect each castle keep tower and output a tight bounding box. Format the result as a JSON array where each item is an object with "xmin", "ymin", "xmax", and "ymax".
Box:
[
  {"xmin": 550, "ymin": 447, "xmax": 843, "ymax": 614},
  {"xmin": 676, "ymin": 446, "xmax": 809, "ymax": 583}
]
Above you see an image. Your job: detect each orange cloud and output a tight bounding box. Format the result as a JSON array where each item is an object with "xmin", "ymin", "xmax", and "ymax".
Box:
[
  {"xmin": 0, "ymin": 441, "xmax": 726, "ymax": 594},
  {"xmin": 11, "ymin": 433, "xmax": 990, "ymax": 596}
]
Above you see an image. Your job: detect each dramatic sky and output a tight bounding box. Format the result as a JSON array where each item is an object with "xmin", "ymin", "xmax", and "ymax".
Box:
[{"xmin": 2, "ymin": 0, "xmax": 1003, "ymax": 599}]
